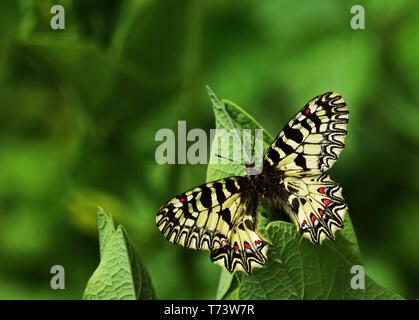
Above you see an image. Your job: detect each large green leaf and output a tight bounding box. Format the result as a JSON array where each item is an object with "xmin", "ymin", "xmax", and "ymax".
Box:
[
  {"xmin": 240, "ymin": 221, "xmax": 402, "ymax": 299},
  {"xmin": 83, "ymin": 208, "xmax": 156, "ymax": 300},
  {"xmin": 206, "ymin": 90, "xmax": 403, "ymax": 300}
]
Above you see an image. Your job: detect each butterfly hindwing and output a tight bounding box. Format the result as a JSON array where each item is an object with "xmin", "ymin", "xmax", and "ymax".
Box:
[
  {"xmin": 156, "ymin": 177, "xmax": 268, "ymax": 272},
  {"xmin": 264, "ymin": 92, "xmax": 348, "ymax": 176},
  {"xmin": 283, "ymin": 174, "xmax": 346, "ymax": 244},
  {"xmin": 211, "ymin": 212, "xmax": 268, "ymax": 273}
]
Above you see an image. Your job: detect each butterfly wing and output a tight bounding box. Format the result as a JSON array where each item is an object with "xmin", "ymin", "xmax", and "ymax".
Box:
[
  {"xmin": 210, "ymin": 207, "xmax": 268, "ymax": 273},
  {"xmin": 264, "ymin": 92, "xmax": 348, "ymax": 176},
  {"xmin": 156, "ymin": 176, "xmax": 267, "ymax": 273},
  {"xmin": 264, "ymin": 92, "xmax": 349, "ymax": 243},
  {"xmin": 282, "ymin": 174, "xmax": 347, "ymax": 244}
]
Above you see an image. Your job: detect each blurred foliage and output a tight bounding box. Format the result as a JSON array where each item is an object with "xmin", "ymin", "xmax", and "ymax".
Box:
[{"xmin": 0, "ymin": 0, "xmax": 418, "ymax": 299}]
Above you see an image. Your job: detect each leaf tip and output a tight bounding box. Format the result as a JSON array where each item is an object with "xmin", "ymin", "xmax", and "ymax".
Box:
[
  {"xmin": 206, "ymin": 85, "xmax": 224, "ymax": 110},
  {"xmin": 97, "ymin": 206, "xmax": 106, "ymax": 217}
]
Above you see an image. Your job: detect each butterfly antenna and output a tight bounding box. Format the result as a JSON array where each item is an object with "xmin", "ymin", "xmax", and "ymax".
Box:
[{"xmin": 214, "ymin": 154, "xmax": 242, "ymax": 164}]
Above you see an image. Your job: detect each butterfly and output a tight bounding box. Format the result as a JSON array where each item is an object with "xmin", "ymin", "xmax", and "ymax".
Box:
[{"xmin": 156, "ymin": 92, "xmax": 349, "ymax": 273}]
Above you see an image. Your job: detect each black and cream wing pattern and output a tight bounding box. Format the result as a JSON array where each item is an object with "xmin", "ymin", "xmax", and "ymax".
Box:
[
  {"xmin": 156, "ymin": 177, "xmax": 268, "ymax": 273},
  {"xmin": 156, "ymin": 91, "xmax": 349, "ymax": 273}
]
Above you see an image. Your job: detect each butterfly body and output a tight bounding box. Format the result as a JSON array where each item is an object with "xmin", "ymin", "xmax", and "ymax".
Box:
[{"xmin": 156, "ymin": 92, "xmax": 349, "ymax": 273}]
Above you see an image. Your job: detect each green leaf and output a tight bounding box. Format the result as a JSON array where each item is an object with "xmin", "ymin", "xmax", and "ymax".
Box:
[
  {"xmin": 206, "ymin": 86, "xmax": 273, "ymax": 182},
  {"xmin": 97, "ymin": 207, "xmax": 115, "ymax": 258},
  {"xmin": 206, "ymin": 89, "xmax": 403, "ymax": 300},
  {"xmin": 83, "ymin": 208, "xmax": 156, "ymax": 300},
  {"xmin": 216, "ymin": 269, "xmax": 235, "ymax": 300},
  {"xmin": 240, "ymin": 221, "xmax": 402, "ymax": 299},
  {"xmin": 138, "ymin": 260, "xmax": 156, "ymax": 300}
]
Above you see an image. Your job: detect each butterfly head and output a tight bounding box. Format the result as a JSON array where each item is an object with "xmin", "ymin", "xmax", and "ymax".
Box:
[
  {"xmin": 214, "ymin": 154, "xmax": 263, "ymax": 176},
  {"xmin": 244, "ymin": 162, "xmax": 262, "ymax": 176}
]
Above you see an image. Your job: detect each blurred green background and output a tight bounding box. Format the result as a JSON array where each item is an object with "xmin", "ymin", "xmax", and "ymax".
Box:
[{"xmin": 0, "ymin": 0, "xmax": 418, "ymax": 299}]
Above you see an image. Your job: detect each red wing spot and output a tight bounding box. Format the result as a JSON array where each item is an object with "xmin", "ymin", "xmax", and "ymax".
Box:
[
  {"xmin": 310, "ymin": 213, "xmax": 317, "ymax": 223},
  {"xmin": 233, "ymin": 245, "xmax": 240, "ymax": 252},
  {"xmin": 254, "ymin": 240, "xmax": 263, "ymax": 248},
  {"xmin": 318, "ymin": 187, "xmax": 325, "ymax": 194},
  {"xmin": 303, "ymin": 107, "xmax": 311, "ymax": 115},
  {"xmin": 318, "ymin": 209, "xmax": 325, "ymax": 215},
  {"xmin": 244, "ymin": 243, "xmax": 252, "ymax": 250},
  {"xmin": 301, "ymin": 220, "xmax": 308, "ymax": 229},
  {"xmin": 179, "ymin": 197, "xmax": 187, "ymax": 203},
  {"xmin": 322, "ymin": 199, "xmax": 331, "ymax": 206}
]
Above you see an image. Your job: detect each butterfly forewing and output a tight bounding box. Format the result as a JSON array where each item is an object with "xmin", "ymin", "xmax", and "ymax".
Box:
[{"xmin": 264, "ymin": 92, "xmax": 348, "ymax": 176}]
